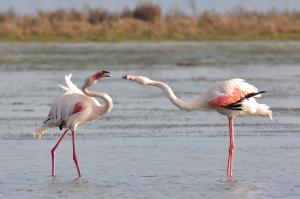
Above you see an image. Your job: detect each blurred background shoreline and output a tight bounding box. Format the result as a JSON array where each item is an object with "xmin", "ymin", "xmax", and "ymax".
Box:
[{"xmin": 1, "ymin": 1, "xmax": 300, "ymax": 42}]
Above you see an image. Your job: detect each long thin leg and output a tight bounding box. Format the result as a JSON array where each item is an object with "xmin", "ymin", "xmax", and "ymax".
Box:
[
  {"xmin": 51, "ymin": 129, "xmax": 68, "ymax": 177},
  {"xmin": 227, "ymin": 117, "xmax": 235, "ymax": 177},
  {"xmin": 72, "ymin": 130, "xmax": 81, "ymax": 177}
]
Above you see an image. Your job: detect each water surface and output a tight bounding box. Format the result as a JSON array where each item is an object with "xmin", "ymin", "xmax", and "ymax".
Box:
[{"xmin": 0, "ymin": 42, "xmax": 299, "ymax": 198}]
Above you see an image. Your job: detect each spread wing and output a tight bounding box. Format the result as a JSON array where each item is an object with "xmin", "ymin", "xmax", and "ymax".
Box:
[{"xmin": 58, "ymin": 74, "xmax": 83, "ymax": 95}]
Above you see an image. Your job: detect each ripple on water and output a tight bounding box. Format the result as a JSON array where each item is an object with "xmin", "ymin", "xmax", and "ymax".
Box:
[
  {"xmin": 0, "ymin": 42, "xmax": 300, "ymax": 199},
  {"xmin": 211, "ymin": 178, "xmax": 265, "ymax": 199}
]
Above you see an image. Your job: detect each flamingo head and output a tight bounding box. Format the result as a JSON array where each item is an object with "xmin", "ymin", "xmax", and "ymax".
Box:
[
  {"xmin": 122, "ymin": 75, "xmax": 152, "ymax": 85},
  {"xmin": 85, "ymin": 71, "xmax": 110, "ymax": 86}
]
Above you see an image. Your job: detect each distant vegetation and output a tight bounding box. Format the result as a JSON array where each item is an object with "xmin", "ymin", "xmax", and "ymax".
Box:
[{"xmin": 1, "ymin": 2, "xmax": 300, "ymax": 42}]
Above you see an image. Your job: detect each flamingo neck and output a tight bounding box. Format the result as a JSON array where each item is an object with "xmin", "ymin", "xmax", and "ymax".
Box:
[
  {"xmin": 82, "ymin": 85, "xmax": 113, "ymax": 115},
  {"xmin": 149, "ymin": 80, "xmax": 208, "ymax": 111}
]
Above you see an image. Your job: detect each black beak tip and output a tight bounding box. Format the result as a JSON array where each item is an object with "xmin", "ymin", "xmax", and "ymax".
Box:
[
  {"xmin": 102, "ymin": 70, "xmax": 110, "ymax": 74},
  {"xmin": 122, "ymin": 75, "xmax": 128, "ymax": 79}
]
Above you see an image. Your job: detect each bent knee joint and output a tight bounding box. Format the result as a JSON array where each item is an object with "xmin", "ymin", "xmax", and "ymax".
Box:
[
  {"xmin": 228, "ymin": 145, "xmax": 235, "ymax": 152},
  {"xmin": 73, "ymin": 154, "xmax": 78, "ymax": 161}
]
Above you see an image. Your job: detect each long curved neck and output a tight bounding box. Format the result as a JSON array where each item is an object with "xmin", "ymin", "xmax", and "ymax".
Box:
[
  {"xmin": 82, "ymin": 84, "xmax": 113, "ymax": 114},
  {"xmin": 149, "ymin": 80, "xmax": 208, "ymax": 110}
]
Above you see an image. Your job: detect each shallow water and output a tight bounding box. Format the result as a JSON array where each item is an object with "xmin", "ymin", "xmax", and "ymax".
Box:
[
  {"xmin": 0, "ymin": 42, "xmax": 299, "ymax": 198},
  {"xmin": 1, "ymin": 136, "xmax": 300, "ymax": 199}
]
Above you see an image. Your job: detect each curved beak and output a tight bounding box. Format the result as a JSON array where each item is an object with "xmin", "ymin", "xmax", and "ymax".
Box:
[
  {"xmin": 102, "ymin": 70, "xmax": 110, "ymax": 77},
  {"xmin": 91, "ymin": 70, "xmax": 110, "ymax": 80},
  {"xmin": 122, "ymin": 75, "xmax": 136, "ymax": 80}
]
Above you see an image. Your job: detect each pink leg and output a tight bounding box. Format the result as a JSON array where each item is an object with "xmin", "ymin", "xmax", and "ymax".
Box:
[
  {"xmin": 51, "ymin": 129, "xmax": 68, "ymax": 177},
  {"xmin": 72, "ymin": 130, "xmax": 81, "ymax": 177},
  {"xmin": 227, "ymin": 117, "xmax": 235, "ymax": 177}
]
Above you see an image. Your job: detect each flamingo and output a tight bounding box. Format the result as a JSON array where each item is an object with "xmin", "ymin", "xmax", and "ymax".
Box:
[
  {"xmin": 122, "ymin": 75, "xmax": 272, "ymax": 176},
  {"xmin": 35, "ymin": 71, "xmax": 113, "ymax": 177}
]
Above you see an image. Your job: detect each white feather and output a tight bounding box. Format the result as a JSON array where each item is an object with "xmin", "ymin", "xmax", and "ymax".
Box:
[
  {"xmin": 62, "ymin": 74, "xmax": 84, "ymax": 94},
  {"xmin": 205, "ymin": 78, "xmax": 259, "ymax": 101},
  {"xmin": 256, "ymin": 104, "xmax": 273, "ymax": 119},
  {"xmin": 58, "ymin": 84, "xmax": 69, "ymax": 91},
  {"xmin": 56, "ymin": 74, "xmax": 84, "ymax": 96}
]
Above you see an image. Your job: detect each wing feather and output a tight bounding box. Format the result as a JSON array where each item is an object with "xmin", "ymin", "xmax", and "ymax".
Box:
[
  {"xmin": 207, "ymin": 78, "xmax": 260, "ymax": 107},
  {"xmin": 58, "ymin": 74, "xmax": 83, "ymax": 95},
  {"xmin": 58, "ymin": 84, "xmax": 69, "ymax": 91}
]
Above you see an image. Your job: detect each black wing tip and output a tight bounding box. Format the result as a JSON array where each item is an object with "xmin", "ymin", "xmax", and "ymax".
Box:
[
  {"xmin": 259, "ymin": 91, "xmax": 267, "ymax": 94},
  {"xmin": 222, "ymin": 105, "xmax": 242, "ymax": 111},
  {"xmin": 244, "ymin": 91, "xmax": 267, "ymax": 99},
  {"xmin": 227, "ymin": 104, "xmax": 242, "ymax": 108},
  {"xmin": 230, "ymin": 108, "xmax": 242, "ymax": 110}
]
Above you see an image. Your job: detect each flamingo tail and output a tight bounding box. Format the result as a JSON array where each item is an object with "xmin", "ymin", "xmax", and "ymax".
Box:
[
  {"xmin": 35, "ymin": 121, "xmax": 56, "ymax": 139},
  {"xmin": 256, "ymin": 104, "xmax": 273, "ymax": 120},
  {"xmin": 35, "ymin": 125, "xmax": 48, "ymax": 139}
]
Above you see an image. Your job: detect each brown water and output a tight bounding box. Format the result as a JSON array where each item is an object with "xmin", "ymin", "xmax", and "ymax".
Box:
[{"xmin": 0, "ymin": 42, "xmax": 299, "ymax": 198}]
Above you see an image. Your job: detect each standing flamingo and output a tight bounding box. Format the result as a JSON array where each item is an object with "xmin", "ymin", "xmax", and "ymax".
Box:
[
  {"xmin": 35, "ymin": 71, "xmax": 113, "ymax": 177},
  {"xmin": 122, "ymin": 75, "xmax": 272, "ymax": 176}
]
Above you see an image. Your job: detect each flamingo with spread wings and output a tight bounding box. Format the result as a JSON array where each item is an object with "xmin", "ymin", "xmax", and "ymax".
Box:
[
  {"xmin": 122, "ymin": 75, "xmax": 272, "ymax": 176},
  {"xmin": 36, "ymin": 71, "xmax": 113, "ymax": 177}
]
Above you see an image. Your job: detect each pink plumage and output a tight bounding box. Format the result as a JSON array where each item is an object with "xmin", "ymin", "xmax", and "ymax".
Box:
[
  {"xmin": 206, "ymin": 78, "xmax": 259, "ymax": 107},
  {"xmin": 36, "ymin": 71, "xmax": 113, "ymax": 177},
  {"xmin": 123, "ymin": 75, "xmax": 272, "ymax": 177}
]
